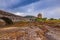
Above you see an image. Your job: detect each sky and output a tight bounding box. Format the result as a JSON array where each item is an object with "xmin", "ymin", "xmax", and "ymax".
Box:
[{"xmin": 0, "ymin": 0, "xmax": 60, "ymax": 18}]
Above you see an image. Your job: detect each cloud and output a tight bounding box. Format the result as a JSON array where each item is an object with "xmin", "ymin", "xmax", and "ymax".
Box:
[
  {"xmin": 14, "ymin": 12, "xmax": 24, "ymax": 16},
  {"xmin": 40, "ymin": 7, "xmax": 60, "ymax": 18},
  {"xmin": 0, "ymin": 0, "xmax": 40, "ymax": 9},
  {"xmin": 32, "ymin": 0, "xmax": 60, "ymax": 11},
  {"xmin": 0, "ymin": 0, "xmax": 20, "ymax": 8}
]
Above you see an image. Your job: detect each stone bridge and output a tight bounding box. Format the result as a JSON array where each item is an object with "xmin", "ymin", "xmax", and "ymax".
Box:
[
  {"xmin": 0, "ymin": 10, "xmax": 24, "ymax": 25},
  {"xmin": 0, "ymin": 17, "xmax": 13, "ymax": 25}
]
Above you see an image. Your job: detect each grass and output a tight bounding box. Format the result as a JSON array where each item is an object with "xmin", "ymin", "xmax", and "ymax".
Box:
[
  {"xmin": 0, "ymin": 20, "xmax": 60, "ymax": 28},
  {"xmin": 43, "ymin": 20, "xmax": 60, "ymax": 28}
]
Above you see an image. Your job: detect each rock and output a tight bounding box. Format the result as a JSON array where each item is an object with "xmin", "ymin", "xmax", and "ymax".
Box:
[{"xmin": 0, "ymin": 26, "xmax": 48, "ymax": 40}]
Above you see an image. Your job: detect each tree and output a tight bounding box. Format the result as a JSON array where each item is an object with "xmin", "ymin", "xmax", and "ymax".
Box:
[{"xmin": 49, "ymin": 18, "xmax": 54, "ymax": 20}]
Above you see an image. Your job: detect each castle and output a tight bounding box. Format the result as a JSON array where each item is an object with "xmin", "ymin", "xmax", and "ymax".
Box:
[
  {"xmin": 0, "ymin": 10, "xmax": 42, "ymax": 22},
  {"xmin": 37, "ymin": 13, "xmax": 42, "ymax": 18}
]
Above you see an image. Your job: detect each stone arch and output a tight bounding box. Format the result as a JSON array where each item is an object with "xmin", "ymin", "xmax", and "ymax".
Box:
[{"xmin": 0, "ymin": 17, "xmax": 13, "ymax": 25}]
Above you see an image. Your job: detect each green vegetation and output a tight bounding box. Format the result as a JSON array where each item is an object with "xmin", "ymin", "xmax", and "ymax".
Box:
[
  {"xmin": 0, "ymin": 17, "xmax": 60, "ymax": 28},
  {"xmin": 35, "ymin": 18, "xmax": 47, "ymax": 22},
  {"xmin": 48, "ymin": 18, "xmax": 57, "ymax": 20}
]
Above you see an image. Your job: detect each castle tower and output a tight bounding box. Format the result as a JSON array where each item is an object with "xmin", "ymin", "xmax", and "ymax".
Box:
[{"xmin": 37, "ymin": 13, "xmax": 42, "ymax": 18}]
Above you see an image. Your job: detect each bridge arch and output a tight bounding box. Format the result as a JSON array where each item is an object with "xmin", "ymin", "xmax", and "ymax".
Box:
[{"xmin": 0, "ymin": 17, "xmax": 13, "ymax": 25}]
